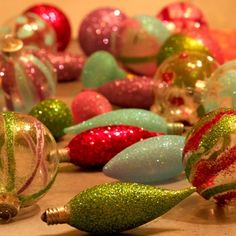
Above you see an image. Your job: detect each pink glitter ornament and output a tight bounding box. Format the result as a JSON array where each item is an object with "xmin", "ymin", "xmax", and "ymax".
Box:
[
  {"xmin": 157, "ymin": 1, "xmax": 208, "ymax": 33},
  {"xmin": 78, "ymin": 7, "xmax": 127, "ymax": 56},
  {"xmin": 71, "ymin": 90, "xmax": 112, "ymax": 123}
]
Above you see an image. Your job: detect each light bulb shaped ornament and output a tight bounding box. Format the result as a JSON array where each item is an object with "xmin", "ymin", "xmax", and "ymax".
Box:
[
  {"xmin": 42, "ymin": 182, "xmax": 195, "ymax": 234},
  {"xmin": 103, "ymin": 135, "xmax": 185, "ymax": 183},
  {"xmin": 0, "ymin": 112, "xmax": 58, "ymax": 221}
]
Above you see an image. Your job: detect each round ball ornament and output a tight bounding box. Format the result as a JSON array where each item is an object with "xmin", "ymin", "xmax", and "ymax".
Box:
[
  {"xmin": 29, "ymin": 99, "xmax": 72, "ymax": 139},
  {"xmin": 183, "ymin": 108, "xmax": 236, "ymax": 206},
  {"xmin": 0, "ymin": 112, "xmax": 58, "ymax": 221},
  {"xmin": 25, "ymin": 4, "xmax": 71, "ymax": 51},
  {"xmin": 0, "ymin": 36, "xmax": 57, "ymax": 113},
  {"xmin": 152, "ymin": 51, "xmax": 219, "ymax": 126},
  {"xmin": 78, "ymin": 7, "xmax": 127, "ymax": 56}
]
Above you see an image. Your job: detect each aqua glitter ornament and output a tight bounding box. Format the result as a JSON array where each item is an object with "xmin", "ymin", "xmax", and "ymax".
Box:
[
  {"xmin": 103, "ymin": 135, "xmax": 184, "ymax": 183},
  {"xmin": 202, "ymin": 60, "xmax": 236, "ymax": 113},
  {"xmin": 183, "ymin": 108, "xmax": 236, "ymax": 206},
  {"xmin": 41, "ymin": 182, "xmax": 195, "ymax": 234},
  {"xmin": 64, "ymin": 108, "xmax": 184, "ymax": 135},
  {"xmin": 81, "ymin": 51, "xmax": 127, "ymax": 88},
  {"xmin": 29, "ymin": 99, "xmax": 72, "ymax": 139},
  {"xmin": 0, "ymin": 112, "xmax": 58, "ymax": 221}
]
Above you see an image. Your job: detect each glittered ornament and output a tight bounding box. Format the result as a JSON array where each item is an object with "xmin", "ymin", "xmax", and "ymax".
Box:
[
  {"xmin": 202, "ymin": 60, "xmax": 236, "ymax": 113},
  {"xmin": 42, "ymin": 182, "xmax": 195, "ymax": 234},
  {"xmin": 0, "ymin": 112, "xmax": 58, "ymax": 221},
  {"xmin": 81, "ymin": 51, "xmax": 127, "ymax": 88},
  {"xmin": 157, "ymin": 1, "xmax": 208, "ymax": 33},
  {"xmin": 113, "ymin": 15, "xmax": 170, "ymax": 76},
  {"xmin": 29, "ymin": 99, "xmax": 72, "ymax": 139},
  {"xmin": 104, "ymin": 135, "xmax": 184, "ymax": 183},
  {"xmin": 25, "ymin": 4, "xmax": 71, "ymax": 51},
  {"xmin": 64, "ymin": 108, "xmax": 184, "ymax": 135},
  {"xmin": 71, "ymin": 90, "xmax": 112, "ymax": 124},
  {"xmin": 0, "ymin": 12, "xmax": 56, "ymax": 51},
  {"xmin": 58, "ymin": 125, "xmax": 161, "ymax": 169},
  {"xmin": 183, "ymin": 108, "xmax": 236, "ymax": 206},
  {"xmin": 97, "ymin": 75, "xmax": 154, "ymax": 109},
  {"xmin": 78, "ymin": 7, "xmax": 127, "ymax": 55},
  {"xmin": 152, "ymin": 51, "xmax": 219, "ymax": 125},
  {"xmin": 0, "ymin": 36, "xmax": 57, "ymax": 112}
]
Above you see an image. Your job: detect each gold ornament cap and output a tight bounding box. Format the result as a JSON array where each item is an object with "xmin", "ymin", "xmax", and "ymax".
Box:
[{"xmin": 0, "ymin": 35, "xmax": 23, "ymax": 53}]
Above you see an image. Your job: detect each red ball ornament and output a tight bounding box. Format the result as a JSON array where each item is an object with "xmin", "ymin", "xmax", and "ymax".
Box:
[
  {"xmin": 78, "ymin": 7, "xmax": 127, "ymax": 56},
  {"xmin": 71, "ymin": 90, "xmax": 112, "ymax": 123},
  {"xmin": 64, "ymin": 125, "xmax": 162, "ymax": 168},
  {"xmin": 25, "ymin": 4, "xmax": 71, "ymax": 51},
  {"xmin": 157, "ymin": 1, "xmax": 208, "ymax": 33}
]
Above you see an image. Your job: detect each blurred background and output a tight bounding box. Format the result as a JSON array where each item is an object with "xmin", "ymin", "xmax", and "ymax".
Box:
[{"xmin": 0, "ymin": 0, "xmax": 235, "ymax": 38}]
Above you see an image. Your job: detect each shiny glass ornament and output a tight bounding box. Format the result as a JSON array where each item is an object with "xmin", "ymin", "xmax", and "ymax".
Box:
[
  {"xmin": 103, "ymin": 135, "xmax": 184, "ymax": 183},
  {"xmin": 113, "ymin": 15, "xmax": 170, "ymax": 76},
  {"xmin": 29, "ymin": 99, "xmax": 72, "ymax": 139},
  {"xmin": 152, "ymin": 51, "xmax": 219, "ymax": 126},
  {"xmin": 25, "ymin": 3, "xmax": 71, "ymax": 51},
  {"xmin": 78, "ymin": 7, "xmax": 127, "ymax": 56},
  {"xmin": 42, "ymin": 182, "xmax": 195, "ymax": 234},
  {"xmin": 0, "ymin": 36, "xmax": 57, "ymax": 112},
  {"xmin": 58, "ymin": 125, "xmax": 160, "ymax": 169},
  {"xmin": 0, "ymin": 12, "xmax": 56, "ymax": 51},
  {"xmin": 157, "ymin": 1, "xmax": 208, "ymax": 33},
  {"xmin": 202, "ymin": 60, "xmax": 236, "ymax": 113},
  {"xmin": 81, "ymin": 51, "xmax": 127, "ymax": 88},
  {"xmin": 183, "ymin": 108, "xmax": 236, "ymax": 206},
  {"xmin": 0, "ymin": 112, "xmax": 58, "ymax": 221}
]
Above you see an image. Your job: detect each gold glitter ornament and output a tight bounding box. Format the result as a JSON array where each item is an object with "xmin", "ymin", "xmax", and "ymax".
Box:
[{"xmin": 41, "ymin": 182, "xmax": 195, "ymax": 234}]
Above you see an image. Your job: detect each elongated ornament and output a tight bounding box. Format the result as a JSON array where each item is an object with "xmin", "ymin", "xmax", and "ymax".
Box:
[
  {"xmin": 103, "ymin": 135, "xmax": 184, "ymax": 183},
  {"xmin": 41, "ymin": 182, "xmax": 195, "ymax": 234}
]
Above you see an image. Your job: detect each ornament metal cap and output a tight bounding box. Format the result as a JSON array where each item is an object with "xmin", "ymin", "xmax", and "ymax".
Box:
[
  {"xmin": 0, "ymin": 194, "xmax": 20, "ymax": 222},
  {"xmin": 0, "ymin": 35, "xmax": 23, "ymax": 53},
  {"xmin": 167, "ymin": 122, "xmax": 185, "ymax": 135}
]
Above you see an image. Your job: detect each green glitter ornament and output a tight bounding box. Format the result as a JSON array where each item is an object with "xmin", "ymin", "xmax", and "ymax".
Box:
[
  {"xmin": 29, "ymin": 99, "xmax": 72, "ymax": 139},
  {"xmin": 41, "ymin": 182, "xmax": 195, "ymax": 234}
]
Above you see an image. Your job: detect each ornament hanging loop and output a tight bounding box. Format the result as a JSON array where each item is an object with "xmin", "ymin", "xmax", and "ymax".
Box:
[{"xmin": 0, "ymin": 34, "xmax": 23, "ymax": 53}]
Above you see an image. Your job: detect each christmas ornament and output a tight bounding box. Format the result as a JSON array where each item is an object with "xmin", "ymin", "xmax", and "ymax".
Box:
[
  {"xmin": 97, "ymin": 75, "xmax": 154, "ymax": 109},
  {"xmin": 41, "ymin": 182, "xmax": 195, "ymax": 234},
  {"xmin": 58, "ymin": 125, "xmax": 161, "ymax": 169},
  {"xmin": 25, "ymin": 4, "xmax": 71, "ymax": 51},
  {"xmin": 64, "ymin": 108, "xmax": 184, "ymax": 135},
  {"xmin": 157, "ymin": 1, "xmax": 208, "ymax": 33},
  {"xmin": 103, "ymin": 135, "xmax": 184, "ymax": 183},
  {"xmin": 81, "ymin": 51, "xmax": 127, "ymax": 88},
  {"xmin": 0, "ymin": 12, "xmax": 56, "ymax": 51},
  {"xmin": 0, "ymin": 36, "xmax": 57, "ymax": 112},
  {"xmin": 152, "ymin": 51, "xmax": 218, "ymax": 126},
  {"xmin": 78, "ymin": 7, "xmax": 127, "ymax": 55},
  {"xmin": 0, "ymin": 112, "xmax": 58, "ymax": 221},
  {"xmin": 71, "ymin": 90, "xmax": 112, "ymax": 124},
  {"xmin": 113, "ymin": 15, "xmax": 170, "ymax": 76},
  {"xmin": 29, "ymin": 99, "xmax": 72, "ymax": 139},
  {"xmin": 202, "ymin": 60, "xmax": 236, "ymax": 113},
  {"xmin": 183, "ymin": 108, "xmax": 236, "ymax": 206}
]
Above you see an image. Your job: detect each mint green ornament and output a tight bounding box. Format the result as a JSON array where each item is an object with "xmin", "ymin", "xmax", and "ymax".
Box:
[
  {"xmin": 81, "ymin": 51, "xmax": 127, "ymax": 88},
  {"xmin": 41, "ymin": 182, "xmax": 195, "ymax": 234}
]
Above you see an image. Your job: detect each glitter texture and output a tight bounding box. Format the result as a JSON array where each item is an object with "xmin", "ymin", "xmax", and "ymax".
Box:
[
  {"xmin": 103, "ymin": 135, "xmax": 184, "ymax": 183},
  {"xmin": 71, "ymin": 90, "xmax": 112, "ymax": 123},
  {"xmin": 97, "ymin": 75, "xmax": 154, "ymax": 109},
  {"xmin": 183, "ymin": 108, "xmax": 236, "ymax": 205},
  {"xmin": 67, "ymin": 125, "xmax": 161, "ymax": 169},
  {"xmin": 64, "ymin": 108, "xmax": 168, "ymax": 135},
  {"xmin": 66, "ymin": 182, "xmax": 195, "ymax": 234},
  {"xmin": 29, "ymin": 99, "xmax": 72, "ymax": 139}
]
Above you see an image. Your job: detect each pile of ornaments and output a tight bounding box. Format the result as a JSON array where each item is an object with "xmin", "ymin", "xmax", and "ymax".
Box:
[{"xmin": 0, "ymin": 1, "xmax": 236, "ymax": 235}]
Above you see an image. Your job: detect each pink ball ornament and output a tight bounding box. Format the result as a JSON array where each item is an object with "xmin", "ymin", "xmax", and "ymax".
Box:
[
  {"xmin": 71, "ymin": 90, "xmax": 112, "ymax": 123},
  {"xmin": 78, "ymin": 7, "xmax": 127, "ymax": 56}
]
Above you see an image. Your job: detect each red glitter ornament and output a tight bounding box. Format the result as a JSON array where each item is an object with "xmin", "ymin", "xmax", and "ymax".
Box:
[
  {"xmin": 25, "ymin": 4, "xmax": 71, "ymax": 51},
  {"xmin": 63, "ymin": 125, "xmax": 162, "ymax": 168},
  {"xmin": 71, "ymin": 90, "xmax": 112, "ymax": 123}
]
